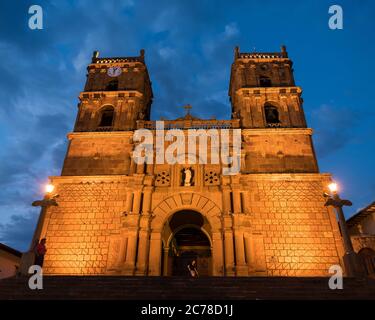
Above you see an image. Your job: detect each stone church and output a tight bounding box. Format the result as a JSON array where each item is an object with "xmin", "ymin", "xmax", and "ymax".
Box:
[{"xmin": 37, "ymin": 46, "xmax": 345, "ymax": 277}]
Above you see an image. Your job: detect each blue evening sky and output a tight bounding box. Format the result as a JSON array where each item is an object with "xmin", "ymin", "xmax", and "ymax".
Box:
[{"xmin": 0, "ymin": 0, "xmax": 374, "ymax": 251}]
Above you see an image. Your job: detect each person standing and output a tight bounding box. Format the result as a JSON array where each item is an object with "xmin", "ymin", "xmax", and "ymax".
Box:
[
  {"xmin": 34, "ymin": 238, "xmax": 47, "ymax": 267},
  {"xmin": 187, "ymin": 259, "xmax": 199, "ymax": 278}
]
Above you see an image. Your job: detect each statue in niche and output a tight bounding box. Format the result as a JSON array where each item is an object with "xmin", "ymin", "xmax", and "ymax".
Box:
[
  {"xmin": 139, "ymin": 111, "xmax": 145, "ymax": 120},
  {"xmin": 182, "ymin": 167, "xmax": 194, "ymax": 186},
  {"xmin": 232, "ymin": 111, "xmax": 239, "ymax": 119}
]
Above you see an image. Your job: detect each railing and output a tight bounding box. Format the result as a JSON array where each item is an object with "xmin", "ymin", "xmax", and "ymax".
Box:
[
  {"xmin": 239, "ymin": 52, "xmax": 285, "ymax": 59},
  {"xmin": 266, "ymin": 123, "xmax": 282, "ymax": 128},
  {"xmin": 92, "ymin": 57, "xmax": 143, "ymax": 64},
  {"xmin": 95, "ymin": 126, "xmax": 114, "ymax": 132},
  {"xmin": 137, "ymin": 119, "xmax": 241, "ymax": 130}
]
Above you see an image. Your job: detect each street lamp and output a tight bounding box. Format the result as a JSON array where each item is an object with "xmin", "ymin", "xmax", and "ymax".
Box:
[
  {"xmin": 30, "ymin": 183, "xmax": 59, "ymax": 248},
  {"xmin": 324, "ymin": 181, "xmax": 363, "ymax": 277},
  {"xmin": 45, "ymin": 183, "xmax": 55, "ymax": 194},
  {"xmin": 19, "ymin": 183, "xmax": 59, "ymax": 275},
  {"xmin": 328, "ymin": 182, "xmax": 338, "ymax": 193}
]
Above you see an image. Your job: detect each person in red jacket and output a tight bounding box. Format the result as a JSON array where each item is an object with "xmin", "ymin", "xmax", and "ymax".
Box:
[{"xmin": 34, "ymin": 238, "xmax": 47, "ymax": 267}]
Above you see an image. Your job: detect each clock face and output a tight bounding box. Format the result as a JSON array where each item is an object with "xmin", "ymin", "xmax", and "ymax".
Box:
[{"xmin": 107, "ymin": 66, "xmax": 122, "ymax": 77}]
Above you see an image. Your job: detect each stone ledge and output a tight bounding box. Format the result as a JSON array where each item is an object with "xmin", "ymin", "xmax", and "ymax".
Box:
[{"xmin": 242, "ymin": 128, "xmax": 313, "ymax": 135}]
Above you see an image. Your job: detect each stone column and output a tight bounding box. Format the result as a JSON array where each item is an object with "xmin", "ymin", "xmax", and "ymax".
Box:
[
  {"xmin": 240, "ymin": 153, "xmax": 246, "ymax": 173},
  {"xmin": 233, "ymin": 213, "xmax": 248, "ymax": 276},
  {"xmin": 211, "ymin": 232, "xmax": 224, "ymax": 276},
  {"xmin": 136, "ymin": 162, "xmax": 145, "ymax": 174},
  {"xmin": 146, "ymin": 155, "xmax": 154, "ymax": 175},
  {"xmin": 129, "ymin": 152, "xmax": 137, "ymax": 174},
  {"xmin": 222, "ymin": 187, "xmax": 231, "ymax": 214},
  {"xmin": 163, "ymin": 247, "xmax": 169, "ymax": 276},
  {"xmin": 123, "ymin": 229, "xmax": 138, "ymax": 275},
  {"xmin": 126, "ymin": 191, "xmax": 133, "ymax": 213},
  {"xmin": 142, "ymin": 188, "xmax": 152, "ymax": 214},
  {"xmin": 223, "ymin": 216, "xmax": 235, "ymax": 276},
  {"xmin": 234, "ymin": 230, "xmax": 248, "ymax": 276},
  {"xmin": 135, "ymin": 191, "xmax": 153, "ymax": 274},
  {"xmin": 113, "ymin": 232, "xmax": 129, "ymax": 273},
  {"xmin": 232, "ymin": 189, "xmax": 242, "ymax": 214},
  {"xmin": 132, "ymin": 191, "xmax": 142, "ymax": 214},
  {"xmin": 244, "ymin": 233, "xmax": 251, "ymax": 271},
  {"xmin": 135, "ymin": 222, "xmax": 150, "ymax": 275},
  {"xmin": 135, "ymin": 187, "xmax": 153, "ymax": 275},
  {"xmin": 148, "ymin": 232, "xmax": 162, "ymax": 276}
]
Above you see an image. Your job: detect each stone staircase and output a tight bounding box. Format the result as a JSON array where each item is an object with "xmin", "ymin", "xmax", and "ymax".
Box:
[{"xmin": 0, "ymin": 276, "xmax": 374, "ymax": 300}]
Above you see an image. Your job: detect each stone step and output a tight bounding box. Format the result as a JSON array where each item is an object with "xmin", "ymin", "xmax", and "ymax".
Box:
[{"xmin": 1, "ymin": 276, "xmax": 374, "ymax": 300}]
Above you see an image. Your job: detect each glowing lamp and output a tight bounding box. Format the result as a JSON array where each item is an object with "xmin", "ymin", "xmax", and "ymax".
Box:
[
  {"xmin": 45, "ymin": 184, "xmax": 55, "ymax": 193},
  {"xmin": 328, "ymin": 182, "xmax": 338, "ymax": 193}
]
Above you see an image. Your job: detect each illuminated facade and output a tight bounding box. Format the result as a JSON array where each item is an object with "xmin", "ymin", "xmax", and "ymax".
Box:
[{"xmin": 36, "ymin": 47, "xmax": 345, "ymax": 276}]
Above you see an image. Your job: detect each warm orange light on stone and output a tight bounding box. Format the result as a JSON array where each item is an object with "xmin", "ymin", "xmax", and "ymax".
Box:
[{"xmin": 35, "ymin": 48, "xmax": 346, "ymax": 277}]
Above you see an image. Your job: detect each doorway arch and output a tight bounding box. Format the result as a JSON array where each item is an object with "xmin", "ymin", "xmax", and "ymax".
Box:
[
  {"xmin": 162, "ymin": 210, "xmax": 213, "ymax": 276},
  {"xmin": 147, "ymin": 193, "xmax": 224, "ymax": 276}
]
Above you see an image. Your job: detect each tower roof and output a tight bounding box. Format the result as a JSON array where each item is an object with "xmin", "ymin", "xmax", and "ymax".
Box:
[
  {"xmin": 90, "ymin": 49, "xmax": 146, "ymax": 64},
  {"xmin": 234, "ymin": 45, "xmax": 289, "ymax": 60}
]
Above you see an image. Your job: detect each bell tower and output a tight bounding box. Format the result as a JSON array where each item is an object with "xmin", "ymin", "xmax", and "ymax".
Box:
[
  {"xmin": 74, "ymin": 49, "xmax": 153, "ymax": 132},
  {"xmin": 229, "ymin": 45, "xmax": 306, "ymax": 129},
  {"xmin": 230, "ymin": 46, "xmax": 318, "ymax": 173},
  {"xmin": 61, "ymin": 50, "xmax": 153, "ymax": 176}
]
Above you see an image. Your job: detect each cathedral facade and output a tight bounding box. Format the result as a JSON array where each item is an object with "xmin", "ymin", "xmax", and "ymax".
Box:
[{"xmin": 37, "ymin": 47, "xmax": 345, "ymax": 276}]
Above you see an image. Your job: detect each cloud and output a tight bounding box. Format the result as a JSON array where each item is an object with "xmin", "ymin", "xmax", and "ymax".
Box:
[
  {"xmin": 310, "ymin": 104, "xmax": 362, "ymax": 157},
  {"xmin": 224, "ymin": 23, "xmax": 240, "ymax": 38},
  {"xmin": 0, "ymin": 208, "xmax": 39, "ymax": 252}
]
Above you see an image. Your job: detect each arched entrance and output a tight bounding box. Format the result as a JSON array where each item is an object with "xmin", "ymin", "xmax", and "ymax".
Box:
[{"xmin": 162, "ymin": 210, "xmax": 212, "ymax": 276}]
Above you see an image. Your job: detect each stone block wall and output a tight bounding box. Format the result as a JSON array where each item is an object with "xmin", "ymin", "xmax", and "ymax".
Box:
[
  {"xmin": 42, "ymin": 179, "xmax": 128, "ymax": 275},
  {"xmin": 243, "ymin": 129, "xmax": 318, "ymax": 173},
  {"xmin": 40, "ymin": 172, "xmax": 345, "ymax": 277},
  {"xmin": 62, "ymin": 133, "xmax": 132, "ymax": 176},
  {"xmin": 242, "ymin": 175, "xmax": 343, "ymax": 276}
]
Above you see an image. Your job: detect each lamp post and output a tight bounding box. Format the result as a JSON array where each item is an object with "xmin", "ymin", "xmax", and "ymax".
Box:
[
  {"xmin": 30, "ymin": 184, "xmax": 59, "ymax": 248},
  {"xmin": 19, "ymin": 184, "xmax": 58, "ymax": 275},
  {"xmin": 324, "ymin": 182, "xmax": 363, "ymax": 277}
]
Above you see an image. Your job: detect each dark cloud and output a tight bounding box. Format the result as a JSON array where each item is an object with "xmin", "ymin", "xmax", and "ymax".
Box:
[
  {"xmin": 309, "ymin": 104, "xmax": 375, "ymax": 158},
  {"xmin": 0, "ymin": 209, "xmax": 38, "ymax": 251},
  {"xmin": 309, "ymin": 104, "xmax": 365, "ymax": 157}
]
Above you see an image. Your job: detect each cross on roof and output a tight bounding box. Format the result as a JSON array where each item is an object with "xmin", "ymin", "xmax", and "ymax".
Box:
[{"xmin": 183, "ymin": 104, "xmax": 192, "ymax": 115}]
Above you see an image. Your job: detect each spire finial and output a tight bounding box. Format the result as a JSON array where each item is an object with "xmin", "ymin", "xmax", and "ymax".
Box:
[
  {"xmin": 140, "ymin": 49, "xmax": 145, "ymax": 62},
  {"xmin": 281, "ymin": 45, "xmax": 288, "ymax": 58},
  {"xmin": 92, "ymin": 50, "xmax": 99, "ymax": 62},
  {"xmin": 234, "ymin": 46, "xmax": 240, "ymax": 59},
  {"xmin": 183, "ymin": 104, "xmax": 192, "ymax": 115}
]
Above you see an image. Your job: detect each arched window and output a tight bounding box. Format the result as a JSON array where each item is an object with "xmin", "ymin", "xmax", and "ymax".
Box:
[
  {"xmin": 259, "ymin": 76, "xmax": 272, "ymax": 87},
  {"xmin": 98, "ymin": 106, "xmax": 114, "ymax": 128},
  {"xmin": 106, "ymin": 79, "xmax": 118, "ymax": 91},
  {"xmin": 264, "ymin": 104, "xmax": 280, "ymax": 126}
]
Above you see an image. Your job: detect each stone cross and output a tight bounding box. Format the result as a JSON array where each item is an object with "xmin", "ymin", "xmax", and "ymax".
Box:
[{"xmin": 183, "ymin": 104, "xmax": 192, "ymax": 115}]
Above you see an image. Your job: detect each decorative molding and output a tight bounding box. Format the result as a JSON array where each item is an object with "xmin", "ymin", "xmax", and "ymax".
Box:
[
  {"xmin": 242, "ymin": 128, "xmax": 313, "ymax": 136},
  {"xmin": 67, "ymin": 131, "xmax": 133, "ymax": 140}
]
